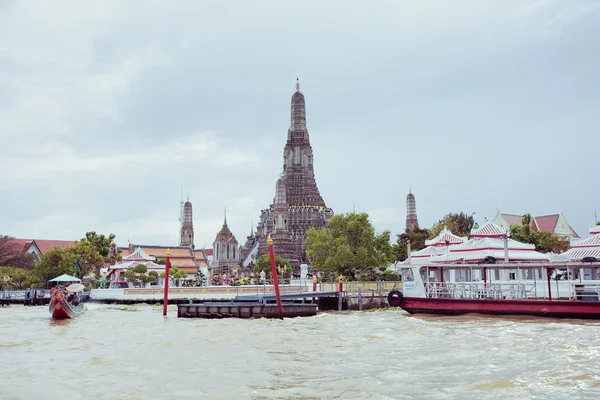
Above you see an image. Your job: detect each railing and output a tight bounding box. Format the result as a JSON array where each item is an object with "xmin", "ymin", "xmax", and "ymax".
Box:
[
  {"xmin": 425, "ymin": 282, "xmax": 534, "ymax": 300},
  {"xmin": 1, "ymin": 290, "xmax": 26, "ymax": 300},
  {"xmin": 573, "ymin": 284, "xmax": 600, "ymax": 302},
  {"xmin": 320, "ymin": 281, "xmax": 401, "ymax": 294}
]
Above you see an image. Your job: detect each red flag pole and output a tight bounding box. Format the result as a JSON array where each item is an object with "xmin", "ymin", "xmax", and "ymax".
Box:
[
  {"xmin": 267, "ymin": 235, "xmax": 284, "ymax": 319},
  {"xmin": 163, "ymin": 249, "xmax": 171, "ymax": 316}
]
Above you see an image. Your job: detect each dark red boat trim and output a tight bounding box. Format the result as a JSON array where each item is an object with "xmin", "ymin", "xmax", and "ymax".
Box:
[{"xmin": 400, "ymin": 297, "xmax": 600, "ymax": 319}]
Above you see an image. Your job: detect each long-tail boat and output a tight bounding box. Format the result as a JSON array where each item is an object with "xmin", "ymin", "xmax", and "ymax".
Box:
[{"xmin": 49, "ymin": 284, "xmax": 86, "ymax": 319}]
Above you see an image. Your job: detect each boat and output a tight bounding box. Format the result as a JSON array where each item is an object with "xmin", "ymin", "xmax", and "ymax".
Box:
[
  {"xmin": 49, "ymin": 283, "xmax": 87, "ymax": 319},
  {"xmin": 387, "ymin": 261, "xmax": 600, "ymax": 319}
]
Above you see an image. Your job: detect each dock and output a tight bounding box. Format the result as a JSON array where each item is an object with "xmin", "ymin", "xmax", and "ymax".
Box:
[{"xmin": 177, "ymin": 291, "xmax": 340, "ymax": 319}]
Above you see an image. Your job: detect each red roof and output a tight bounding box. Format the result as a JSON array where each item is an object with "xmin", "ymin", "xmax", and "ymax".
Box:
[
  {"xmin": 204, "ymin": 248, "xmax": 213, "ymax": 256},
  {"xmin": 11, "ymin": 239, "xmax": 76, "ymax": 254},
  {"xmin": 532, "ymin": 215, "xmax": 559, "ymax": 233},
  {"xmin": 500, "ymin": 214, "xmax": 524, "ymax": 227}
]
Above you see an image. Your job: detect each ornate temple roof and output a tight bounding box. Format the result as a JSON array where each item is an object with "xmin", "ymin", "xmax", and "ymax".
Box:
[
  {"xmin": 425, "ymin": 228, "xmax": 466, "ymax": 247},
  {"xmin": 471, "ymin": 221, "xmax": 507, "ymax": 238},
  {"xmin": 564, "ymin": 226, "xmax": 600, "ymax": 261},
  {"xmin": 215, "ymin": 217, "xmax": 238, "ymax": 245},
  {"xmin": 123, "ymin": 247, "xmax": 156, "ymax": 262}
]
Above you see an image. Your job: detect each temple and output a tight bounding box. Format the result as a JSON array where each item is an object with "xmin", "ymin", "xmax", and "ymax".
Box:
[
  {"xmin": 242, "ymin": 80, "xmax": 334, "ymax": 274},
  {"xmin": 211, "ymin": 210, "xmax": 240, "ymax": 278},
  {"xmin": 493, "ymin": 211, "xmax": 579, "ymax": 240},
  {"xmin": 179, "ymin": 196, "xmax": 194, "ymax": 248},
  {"xmin": 406, "ymin": 188, "xmax": 419, "ymax": 232}
]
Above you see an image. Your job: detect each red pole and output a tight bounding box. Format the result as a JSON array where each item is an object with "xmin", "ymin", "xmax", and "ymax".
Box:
[
  {"xmin": 312, "ymin": 275, "xmax": 317, "ymax": 292},
  {"xmin": 267, "ymin": 235, "xmax": 284, "ymax": 319},
  {"xmin": 546, "ymin": 267, "xmax": 552, "ymax": 301},
  {"xmin": 338, "ymin": 275, "xmax": 343, "ymax": 293},
  {"xmin": 163, "ymin": 249, "xmax": 171, "ymax": 316}
]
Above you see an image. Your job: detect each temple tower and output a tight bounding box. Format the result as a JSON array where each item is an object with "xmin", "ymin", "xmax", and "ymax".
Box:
[
  {"xmin": 179, "ymin": 196, "xmax": 195, "ymax": 248},
  {"xmin": 211, "ymin": 209, "xmax": 239, "ymax": 277},
  {"xmin": 406, "ymin": 188, "xmax": 419, "ymax": 232},
  {"xmin": 249, "ymin": 80, "xmax": 334, "ymax": 274}
]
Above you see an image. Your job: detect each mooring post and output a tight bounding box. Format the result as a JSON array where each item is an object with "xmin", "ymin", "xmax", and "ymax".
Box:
[
  {"xmin": 267, "ymin": 235, "xmax": 284, "ymax": 319},
  {"xmin": 162, "ymin": 249, "xmax": 171, "ymax": 316},
  {"xmin": 358, "ymin": 287, "xmax": 362, "ymax": 311},
  {"xmin": 338, "ymin": 275, "xmax": 343, "ymax": 311}
]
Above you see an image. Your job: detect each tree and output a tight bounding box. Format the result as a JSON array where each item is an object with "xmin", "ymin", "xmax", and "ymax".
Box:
[
  {"xmin": 34, "ymin": 241, "xmax": 104, "ymax": 281},
  {"xmin": 254, "ymin": 253, "xmax": 291, "ymax": 276},
  {"xmin": 0, "ymin": 266, "xmax": 41, "ymax": 289},
  {"xmin": 394, "ymin": 227, "xmax": 430, "ymax": 261},
  {"xmin": 304, "ymin": 212, "xmax": 394, "ymax": 280},
  {"xmin": 0, "ymin": 236, "xmax": 35, "ymax": 269},
  {"xmin": 429, "ymin": 212, "xmax": 478, "ymax": 238},
  {"xmin": 509, "ymin": 214, "xmax": 570, "ymax": 253},
  {"xmin": 597, "ymin": 221, "xmax": 600, "ymax": 226},
  {"xmin": 80, "ymin": 231, "xmax": 121, "ymax": 264}
]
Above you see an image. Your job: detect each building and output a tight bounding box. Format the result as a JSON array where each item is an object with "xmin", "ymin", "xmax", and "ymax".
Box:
[
  {"xmin": 211, "ymin": 213, "xmax": 240, "ymax": 277},
  {"xmin": 493, "ymin": 212, "xmax": 579, "ymax": 240},
  {"xmin": 179, "ymin": 196, "xmax": 194, "ymax": 248},
  {"xmin": 118, "ymin": 243, "xmax": 207, "ymax": 277},
  {"xmin": 8, "ymin": 238, "xmax": 77, "ymax": 258},
  {"xmin": 406, "ymin": 188, "xmax": 419, "ymax": 232},
  {"xmin": 242, "ymin": 80, "xmax": 334, "ymax": 274},
  {"xmin": 564, "ymin": 225, "xmax": 600, "ymax": 262}
]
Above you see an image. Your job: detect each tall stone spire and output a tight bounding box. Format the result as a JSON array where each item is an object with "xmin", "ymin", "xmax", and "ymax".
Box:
[
  {"xmin": 244, "ymin": 80, "xmax": 334, "ymax": 274},
  {"xmin": 406, "ymin": 187, "xmax": 419, "ymax": 232},
  {"xmin": 180, "ymin": 195, "xmax": 195, "ymax": 248}
]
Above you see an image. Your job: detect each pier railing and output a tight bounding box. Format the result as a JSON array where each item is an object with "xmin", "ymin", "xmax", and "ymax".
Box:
[
  {"xmin": 320, "ymin": 281, "xmax": 401, "ymax": 294},
  {"xmin": 425, "ymin": 282, "xmax": 534, "ymax": 300}
]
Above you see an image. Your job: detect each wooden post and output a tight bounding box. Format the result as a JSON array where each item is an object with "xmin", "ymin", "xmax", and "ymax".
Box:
[
  {"xmin": 358, "ymin": 287, "xmax": 363, "ymax": 311},
  {"xmin": 163, "ymin": 249, "xmax": 171, "ymax": 316},
  {"xmin": 338, "ymin": 275, "xmax": 343, "ymax": 311},
  {"xmin": 267, "ymin": 235, "xmax": 283, "ymax": 319}
]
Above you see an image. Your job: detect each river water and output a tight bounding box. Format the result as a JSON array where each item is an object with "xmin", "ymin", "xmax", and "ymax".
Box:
[{"xmin": 1, "ymin": 304, "xmax": 599, "ymax": 399}]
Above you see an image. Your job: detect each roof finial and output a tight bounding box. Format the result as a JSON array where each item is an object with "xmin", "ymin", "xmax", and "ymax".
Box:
[
  {"xmin": 224, "ymin": 206, "xmax": 227, "ymax": 225},
  {"xmin": 296, "ymin": 77, "xmax": 300, "ymax": 92},
  {"xmin": 409, "ymin": 184, "xmax": 411, "ymax": 194}
]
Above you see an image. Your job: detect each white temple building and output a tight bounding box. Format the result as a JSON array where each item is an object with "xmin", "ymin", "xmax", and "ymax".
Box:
[
  {"xmin": 564, "ymin": 225, "xmax": 600, "ymax": 261},
  {"xmin": 430, "ymin": 222, "xmax": 549, "ymax": 264},
  {"xmin": 108, "ymin": 247, "xmax": 166, "ymax": 279}
]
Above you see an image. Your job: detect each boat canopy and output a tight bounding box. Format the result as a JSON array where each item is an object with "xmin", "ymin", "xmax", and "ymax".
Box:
[{"xmin": 48, "ymin": 274, "xmax": 82, "ymax": 283}]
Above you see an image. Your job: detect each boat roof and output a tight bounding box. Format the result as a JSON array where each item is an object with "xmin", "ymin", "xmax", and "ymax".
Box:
[{"xmin": 409, "ymin": 261, "xmax": 600, "ymax": 269}]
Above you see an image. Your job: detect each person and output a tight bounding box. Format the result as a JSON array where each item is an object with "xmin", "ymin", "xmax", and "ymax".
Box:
[
  {"xmin": 31, "ymin": 289, "xmax": 37, "ymax": 306},
  {"xmin": 24, "ymin": 289, "xmax": 31, "ymax": 306}
]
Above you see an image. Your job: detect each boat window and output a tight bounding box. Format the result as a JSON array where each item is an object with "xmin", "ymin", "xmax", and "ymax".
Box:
[
  {"xmin": 455, "ymin": 269, "xmax": 471, "ymax": 282},
  {"xmin": 401, "ymin": 268, "xmax": 414, "ymax": 282}
]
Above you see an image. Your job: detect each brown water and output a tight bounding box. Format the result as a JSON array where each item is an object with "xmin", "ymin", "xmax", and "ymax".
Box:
[{"xmin": 1, "ymin": 304, "xmax": 599, "ymax": 399}]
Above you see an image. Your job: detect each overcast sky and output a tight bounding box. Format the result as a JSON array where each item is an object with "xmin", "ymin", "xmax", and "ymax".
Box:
[{"xmin": 1, "ymin": 0, "xmax": 599, "ymax": 248}]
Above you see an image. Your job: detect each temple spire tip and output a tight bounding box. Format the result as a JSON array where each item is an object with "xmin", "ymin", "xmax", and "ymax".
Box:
[{"xmin": 295, "ymin": 77, "xmax": 300, "ymax": 91}]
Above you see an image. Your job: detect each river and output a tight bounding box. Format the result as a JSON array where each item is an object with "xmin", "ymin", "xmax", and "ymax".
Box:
[{"xmin": 1, "ymin": 303, "xmax": 599, "ymax": 399}]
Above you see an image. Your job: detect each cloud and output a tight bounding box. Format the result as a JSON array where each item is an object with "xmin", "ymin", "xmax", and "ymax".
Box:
[{"xmin": 1, "ymin": 0, "xmax": 599, "ymax": 248}]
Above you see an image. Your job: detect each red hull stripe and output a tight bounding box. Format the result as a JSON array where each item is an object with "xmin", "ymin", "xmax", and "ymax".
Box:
[{"xmin": 401, "ymin": 297, "xmax": 600, "ymax": 319}]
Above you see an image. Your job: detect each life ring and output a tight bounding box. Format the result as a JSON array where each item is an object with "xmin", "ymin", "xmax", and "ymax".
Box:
[{"xmin": 387, "ymin": 290, "xmax": 403, "ymax": 307}]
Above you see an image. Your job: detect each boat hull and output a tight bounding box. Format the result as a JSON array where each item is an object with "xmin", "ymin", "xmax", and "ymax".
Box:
[
  {"xmin": 49, "ymin": 292, "xmax": 86, "ymax": 319},
  {"xmin": 400, "ymin": 297, "xmax": 600, "ymax": 319}
]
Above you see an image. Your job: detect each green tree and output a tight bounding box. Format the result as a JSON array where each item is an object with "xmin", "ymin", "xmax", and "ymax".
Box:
[
  {"xmin": 0, "ymin": 235, "xmax": 35, "ymax": 269},
  {"xmin": 80, "ymin": 231, "xmax": 121, "ymax": 264},
  {"xmin": 253, "ymin": 253, "xmax": 291, "ymax": 276},
  {"xmin": 596, "ymin": 221, "xmax": 600, "ymax": 226},
  {"xmin": 509, "ymin": 214, "xmax": 570, "ymax": 253},
  {"xmin": 0, "ymin": 266, "xmax": 41, "ymax": 289},
  {"xmin": 394, "ymin": 228, "xmax": 430, "ymax": 261},
  {"xmin": 429, "ymin": 212, "xmax": 478, "ymax": 238},
  {"xmin": 304, "ymin": 212, "xmax": 394, "ymax": 280},
  {"xmin": 34, "ymin": 241, "xmax": 104, "ymax": 281},
  {"xmin": 33, "ymin": 247, "xmax": 74, "ymax": 281}
]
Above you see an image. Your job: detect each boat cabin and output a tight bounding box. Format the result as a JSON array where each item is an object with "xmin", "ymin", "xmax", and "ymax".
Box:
[{"xmin": 399, "ymin": 262, "xmax": 600, "ymax": 301}]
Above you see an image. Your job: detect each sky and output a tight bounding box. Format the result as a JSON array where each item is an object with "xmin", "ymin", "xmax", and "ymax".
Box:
[{"xmin": 1, "ymin": 0, "xmax": 599, "ymax": 248}]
